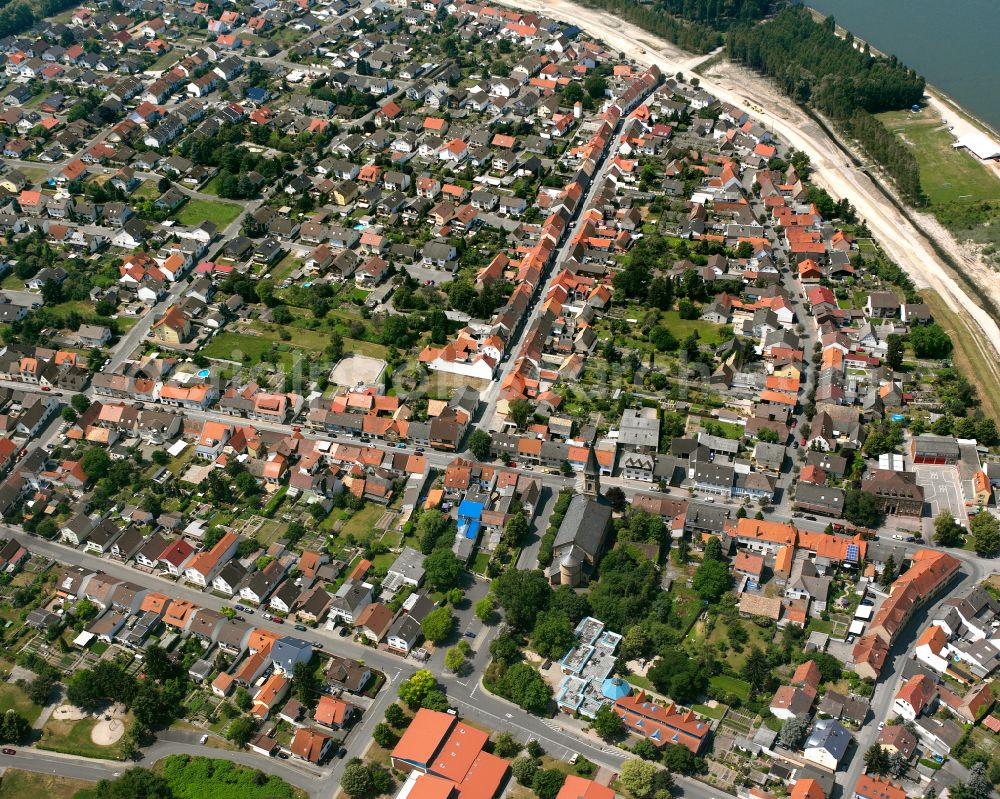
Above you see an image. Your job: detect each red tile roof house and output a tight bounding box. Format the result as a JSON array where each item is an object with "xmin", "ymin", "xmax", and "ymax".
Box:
[
  {"xmin": 158, "ymin": 538, "xmax": 195, "ymax": 576},
  {"xmin": 251, "ymin": 672, "xmax": 289, "ymax": 719},
  {"xmin": 892, "ymin": 674, "xmax": 935, "ymax": 721},
  {"xmin": 290, "ymin": 727, "xmax": 334, "ymax": 764},
  {"xmin": 313, "ymin": 695, "xmax": 354, "ymax": 729},
  {"xmin": 390, "ymin": 709, "xmax": 509, "ymax": 799},
  {"xmin": 183, "ymin": 530, "xmax": 240, "ymax": 587},
  {"xmin": 613, "ymin": 692, "xmax": 710, "ymax": 752}
]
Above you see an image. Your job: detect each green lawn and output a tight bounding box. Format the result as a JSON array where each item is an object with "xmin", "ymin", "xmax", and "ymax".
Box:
[
  {"xmin": 340, "ymin": 504, "xmax": 385, "ymax": 543},
  {"xmin": 691, "ymin": 703, "xmax": 726, "ymax": 719},
  {"xmin": 0, "ymin": 683, "xmax": 42, "ymax": 724},
  {"xmin": 134, "ymin": 180, "xmax": 160, "ymax": 200},
  {"xmin": 149, "ymin": 50, "xmax": 182, "ymax": 72},
  {"xmin": 200, "ymin": 176, "xmax": 222, "ymax": 196},
  {"xmin": 200, "ymin": 332, "xmax": 277, "ymax": 364},
  {"xmin": 47, "ymin": 300, "xmax": 96, "ymax": 326},
  {"xmin": 877, "ymin": 108, "xmax": 1000, "ymax": 206},
  {"xmin": 0, "ymin": 770, "xmax": 94, "ymax": 799},
  {"xmin": 174, "ymin": 198, "xmax": 241, "ymax": 228},
  {"xmin": 709, "ymin": 675, "xmax": 751, "ymax": 702},
  {"xmin": 660, "ymin": 310, "xmax": 726, "ymax": 345}
]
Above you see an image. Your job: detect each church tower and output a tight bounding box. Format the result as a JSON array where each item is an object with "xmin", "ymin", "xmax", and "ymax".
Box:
[{"xmin": 577, "ymin": 446, "xmax": 600, "ymax": 497}]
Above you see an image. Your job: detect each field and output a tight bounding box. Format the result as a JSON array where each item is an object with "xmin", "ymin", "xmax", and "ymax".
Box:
[
  {"xmin": 0, "ymin": 682, "xmax": 43, "ymax": 724},
  {"xmin": 174, "ymin": 199, "xmax": 241, "ymax": 228},
  {"xmin": 921, "ymin": 290, "xmax": 1000, "ymax": 423},
  {"xmin": 876, "ymin": 109, "xmax": 1000, "ymax": 206},
  {"xmin": 0, "ymin": 770, "xmax": 94, "ymax": 799}
]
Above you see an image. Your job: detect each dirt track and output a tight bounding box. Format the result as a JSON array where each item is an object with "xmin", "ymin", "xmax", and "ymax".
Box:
[{"xmin": 499, "ymin": 0, "xmax": 1000, "ymax": 363}]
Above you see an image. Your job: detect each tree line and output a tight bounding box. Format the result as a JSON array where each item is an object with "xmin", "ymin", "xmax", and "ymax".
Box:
[
  {"xmin": 726, "ymin": 7, "xmax": 927, "ymax": 202},
  {"xmin": 574, "ymin": 0, "xmax": 724, "ymax": 53}
]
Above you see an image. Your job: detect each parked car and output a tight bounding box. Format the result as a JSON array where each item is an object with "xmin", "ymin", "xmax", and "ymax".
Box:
[
  {"xmin": 1, "ymin": 749, "xmax": 15, "ymax": 755},
  {"xmin": 294, "ymin": 624, "xmax": 307, "ymax": 632}
]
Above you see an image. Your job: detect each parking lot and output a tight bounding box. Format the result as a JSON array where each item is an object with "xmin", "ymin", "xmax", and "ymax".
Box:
[{"xmin": 914, "ymin": 464, "xmax": 967, "ymax": 525}]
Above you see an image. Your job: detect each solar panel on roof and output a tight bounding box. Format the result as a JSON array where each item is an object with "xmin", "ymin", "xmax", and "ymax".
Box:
[{"xmin": 846, "ymin": 544, "xmax": 859, "ymax": 562}]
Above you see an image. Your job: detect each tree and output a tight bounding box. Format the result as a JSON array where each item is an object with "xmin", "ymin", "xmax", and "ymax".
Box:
[
  {"xmin": 909, "ymin": 324, "xmax": 952, "ymax": 359},
  {"xmin": 970, "ymin": 511, "xmax": 1000, "ymax": 556},
  {"xmin": 372, "ymin": 722, "xmax": 396, "ymax": 748},
  {"xmin": 934, "ymin": 511, "xmax": 966, "ymax": 547},
  {"xmin": 421, "ymin": 689, "xmax": 450, "ymax": 712},
  {"xmin": 843, "ymin": 489, "xmax": 882, "ymax": 528},
  {"xmin": 647, "ymin": 650, "xmax": 706, "ymax": 704},
  {"xmin": 492, "ymin": 732, "xmax": 521, "ymax": 758},
  {"xmin": 885, "ymin": 334, "xmax": 904, "ymax": 370},
  {"xmin": 417, "ymin": 509, "xmax": 453, "ymax": 555},
  {"xmin": 424, "ymin": 549, "xmax": 464, "ymax": 593},
  {"xmin": 421, "ymin": 607, "xmax": 454, "ymax": 644},
  {"xmin": 468, "ymin": 429, "xmax": 492, "ymax": 461},
  {"xmin": 77, "ymin": 768, "xmax": 173, "ymax": 799},
  {"xmin": 512, "ymin": 756, "xmax": 539, "ymax": 785},
  {"xmin": 632, "ymin": 739, "xmax": 660, "ymax": 761},
  {"xmin": 492, "ymin": 569, "xmax": 551, "ymax": 630},
  {"xmin": 864, "ymin": 743, "xmax": 890, "ymax": 775},
  {"xmin": 342, "ymin": 762, "xmax": 376, "ymax": 799},
  {"xmin": 508, "ymin": 399, "xmax": 533, "ymax": 430},
  {"xmin": 531, "ymin": 610, "xmax": 576, "ymax": 660},
  {"xmin": 475, "ymin": 596, "xmax": 496, "ymax": 623},
  {"xmin": 444, "ymin": 646, "xmax": 466, "ymax": 673},
  {"xmin": 532, "ymin": 769, "xmax": 566, "ymax": 799},
  {"xmin": 398, "ymin": 670, "xmax": 437, "ymax": 708},
  {"xmin": 549, "ymin": 585, "xmax": 591, "ymax": 625},
  {"xmin": 693, "ymin": 558, "xmax": 731, "ymax": 602},
  {"xmin": 976, "ymin": 418, "xmax": 999, "ymax": 445},
  {"xmin": 660, "ymin": 743, "xmax": 703, "ymax": 775},
  {"xmin": 62, "ymin": 406, "xmax": 77, "ymax": 423},
  {"xmin": 495, "ymin": 662, "xmax": 552, "ymax": 714},
  {"xmin": 741, "ymin": 648, "xmax": 771, "ymax": 696},
  {"xmin": 0, "ymin": 710, "xmax": 28, "ymax": 744},
  {"xmin": 71, "ymin": 393, "xmax": 91, "ymax": 414},
  {"xmin": 593, "ymin": 703, "xmax": 625, "ymax": 741},
  {"xmin": 620, "ymin": 625, "xmax": 652, "ymax": 662},
  {"xmin": 292, "ymin": 660, "xmax": 321, "ymax": 707},
  {"xmin": 81, "ymin": 447, "xmax": 111, "ymax": 481},
  {"xmin": 233, "ymin": 686, "xmax": 252, "ymax": 712},
  {"xmin": 73, "ymin": 598, "xmax": 99, "ymax": 626},
  {"xmin": 605, "ymin": 486, "xmax": 627, "ymax": 513},
  {"xmin": 226, "ymin": 716, "xmax": 256, "ymax": 748},
  {"xmin": 619, "ymin": 759, "xmax": 657, "ymax": 799},
  {"xmin": 385, "ymin": 703, "xmax": 408, "ymax": 729},
  {"xmin": 27, "ymin": 674, "xmax": 56, "ymax": 705},
  {"xmin": 778, "ymin": 714, "xmax": 811, "ymax": 749},
  {"xmin": 955, "ymin": 762, "xmax": 992, "ymax": 799},
  {"xmin": 879, "ymin": 555, "xmax": 896, "ymax": 588},
  {"xmin": 502, "ymin": 512, "xmax": 530, "ymax": 548}
]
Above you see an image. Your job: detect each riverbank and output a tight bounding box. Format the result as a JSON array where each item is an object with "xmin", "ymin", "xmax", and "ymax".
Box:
[{"xmin": 804, "ymin": 6, "xmax": 1000, "ymax": 177}]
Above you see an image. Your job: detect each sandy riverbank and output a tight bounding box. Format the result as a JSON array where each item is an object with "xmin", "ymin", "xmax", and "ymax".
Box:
[{"xmin": 495, "ymin": 0, "xmax": 1000, "ymax": 375}]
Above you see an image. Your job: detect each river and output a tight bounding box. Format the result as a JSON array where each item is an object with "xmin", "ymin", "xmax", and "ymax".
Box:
[{"xmin": 806, "ymin": 0, "xmax": 1000, "ymax": 131}]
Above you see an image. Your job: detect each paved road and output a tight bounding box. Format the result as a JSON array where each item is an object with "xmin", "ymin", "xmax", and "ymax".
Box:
[{"xmin": 479, "ymin": 74, "xmax": 660, "ymax": 430}]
